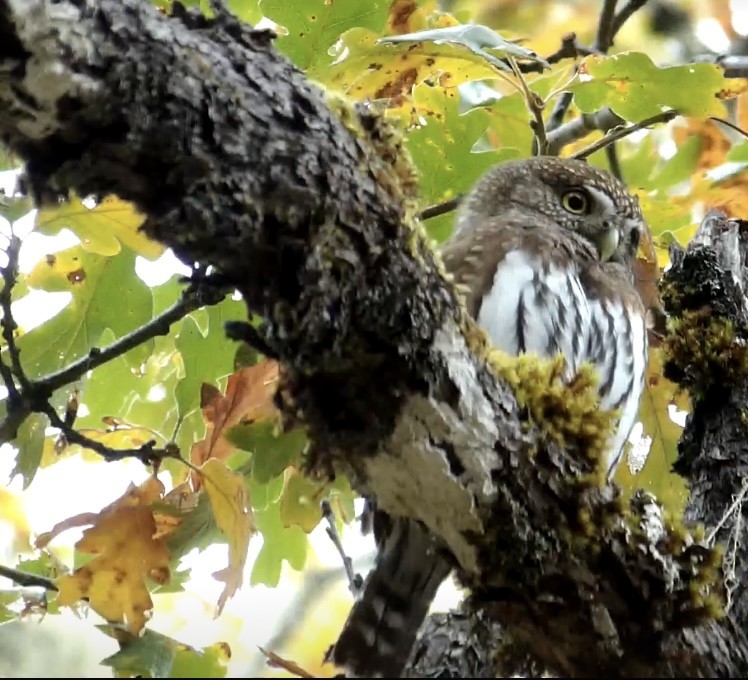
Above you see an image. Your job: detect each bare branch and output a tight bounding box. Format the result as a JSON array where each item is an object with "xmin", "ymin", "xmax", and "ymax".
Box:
[
  {"xmin": 593, "ymin": 0, "xmax": 619, "ymax": 53},
  {"xmin": 420, "ymin": 195, "xmax": 463, "ymax": 221},
  {"xmin": 570, "ymin": 109, "xmax": 678, "ymax": 159},
  {"xmin": 0, "ymin": 233, "xmax": 28, "ymax": 393},
  {"xmin": 605, "ymin": 143, "xmax": 623, "ymax": 180},
  {"xmin": 547, "ymin": 107, "xmax": 624, "ymax": 155},
  {"xmin": 518, "ymin": 32, "xmax": 602, "ymax": 75},
  {"xmin": 0, "ymin": 564, "xmax": 58, "ymax": 591},
  {"xmin": 547, "ymin": 0, "xmax": 650, "ymax": 149},
  {"xmin": 321, "ymin": 499, "xmax": 362, "ymax": 598},
  {"xmin": 611, "ymin": 1, "xmax": 650, "ymax": 42}
]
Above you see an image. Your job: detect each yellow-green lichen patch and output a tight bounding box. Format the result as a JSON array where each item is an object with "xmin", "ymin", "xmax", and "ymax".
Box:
[
  {"xmin": 325, "ymin": 88, "xmax": 422, "ymax": 218},
  {"xmin": 486, "ymin": 350, "xmax": 616, "ymax": 477},
  {"xmin": 663, "ymin": 309, "xmax": 748, "ymax": 396}
]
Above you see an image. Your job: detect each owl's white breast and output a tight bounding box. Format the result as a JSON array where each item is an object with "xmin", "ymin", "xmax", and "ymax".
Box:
[{"xmin": 477, "ymin": 250, "xmax": 591, "ymax": 376}]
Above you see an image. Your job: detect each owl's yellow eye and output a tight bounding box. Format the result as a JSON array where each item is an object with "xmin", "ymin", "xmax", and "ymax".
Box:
[{"xmin": 561, "ymin": 190, "xmax": 590, "ymax": 214}]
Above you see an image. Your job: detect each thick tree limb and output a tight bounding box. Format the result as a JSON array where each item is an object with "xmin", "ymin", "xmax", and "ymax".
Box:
[
  {"xmin": 0, "ymin": 1, "xmax": 746, "ymax": 676},
  {"xmin": 662, "ymin": 211, "xmax": 748, "ymax": 624}
]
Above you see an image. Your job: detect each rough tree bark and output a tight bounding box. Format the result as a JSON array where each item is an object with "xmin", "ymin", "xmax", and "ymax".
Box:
[{"xmin": 1, "ymin": 1, "xmax": 747, "ymax": 676}]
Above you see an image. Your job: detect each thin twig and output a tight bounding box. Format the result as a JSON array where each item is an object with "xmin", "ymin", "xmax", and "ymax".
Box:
[
  {"xmin": 709, "ymin": 116, "xmax": 748, "ymax": 139},
  {"xmin": 593, "ymin": 0, "xmax": 619, "ymax": 53},
  {"xmin": 36, "ymin": 280, "xmax": 228, "ymax": 396},
  {"xmin": 610, "ymin": 0, "xmax": 650, "ymax": 42},
  {"xmin": 547, "ymin": 91, "xmax": 575, "ymax": 134},
  {"xmin": 0, "ymin": 234, "xmax": 28, "ymax": 391},
  {"xmin": 40, "ymin": 400, "xmax": 175, "ymax": 465},
  {"xmin": 547, "ymin": 107, "xmax": 624, "ymax": 155},
  {"xmin": 571, "ymin": 110, "xmax": 677, "ymax": 159},
  {"xmin": 0, "ymin": 564, "xmax": 58, "ymax": 591},
  {"xmin": 321, "ymin": 499, "xmax": 362, "ymax": 598},
  {"xmin": 420, "ymin": 195, "xmax": 463, "ymax": 221},
  {"xmin": 507, "ymin": 55, "xmax": 548, "ymax": 156},
  {"xmin": 518, "ymin": 32, "xmax": 604, "ymax": 74},
  {"xmin": 0, "ymin": 261, "xmax": 229, "ymax": 454},
  {"xmin": 605, "ymin": 143, "xmax": 623, "ymax": 181},
  {"xmin": 547, "ymin": 0, "xmax": 650, "ymax": 151},
  {"xmin": 224, "ymin": 320, "xmax": 280, "ymax": 358}
]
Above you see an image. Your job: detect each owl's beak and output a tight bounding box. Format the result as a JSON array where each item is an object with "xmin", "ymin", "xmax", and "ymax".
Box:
[{"xmin": 594, "ymin": 226, "xmax": 620, "ymax": 261}]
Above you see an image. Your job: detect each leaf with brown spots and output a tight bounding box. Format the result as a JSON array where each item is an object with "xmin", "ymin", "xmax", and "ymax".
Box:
[
  {"xmin": 311, "ymin": 25, "xmax": 505, "ymax": 103},
  {"xmin": 11, "ymin": 245, "xmax": 152, "ymax": 379},
  {"xmin": 38, "ymin": 477, "xmax": 171, "ymax": 634},
  {"xmin": 387, "ymin": 0, "xmax": 435, "ymax": 35}
]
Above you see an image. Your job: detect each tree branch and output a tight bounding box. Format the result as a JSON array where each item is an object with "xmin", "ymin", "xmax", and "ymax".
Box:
[
  {"xmin": 593, "ymin": 0, "xmax": 619, "ymax": 53},
  {"xmin": 570, "ymin": 109, "xmax": 678, "ymax": 159},
  {"xmin": 35, "ymin": 277, "xmax": 228, "ymax": 396},
  {"xmin": 0, "ymin": 1, "xmax": 745, "ymax": 676},
  {"xmin": 0, "ymin": 269, "xmax": 228, "ymax": 454},
  {"xmin": 0, "ymin": 564, "xmax": 58, "ymax": 591}
]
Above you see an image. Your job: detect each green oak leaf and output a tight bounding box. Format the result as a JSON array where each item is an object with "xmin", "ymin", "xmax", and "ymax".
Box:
[
  {"xmin": 226, "ymin": 421, "xmax": 307, "ymax": 483},
  {"xmin": 101, "ymin": 629, "xmax": 229, "ymax": 679},
  {"xmin": 165, "ymin": 492, "xmax": 223, "ymax": 561},
  {"xmin": 10, "ymin": 246, "xmax": 152, "ymax": 379},
  {"xmin": 261, "ymin": 0, "xmax": 388, "ymax": 70},
  {"xmin": 407, "ymin": 82, "xmax": 523, "ymax": 243},
  {"xmin": 10, "ymin": 413, "xmax": 47, "ymax": 488},
  {"xmin": 175, "ymin": 298, "xmax": 247, "ymax": 420},
  {"xmin": 568, "ymin": 52, "xmax": 728, "ymax": 122},
  {"xmin": 250, "ymin": 498, "xmax": 307, "ymax": 587},
  {"xmin": 35, "ymin": 195, "xmax": 164, "ymax": 260}
]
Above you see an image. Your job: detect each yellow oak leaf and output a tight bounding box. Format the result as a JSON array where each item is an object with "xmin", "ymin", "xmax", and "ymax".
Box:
[
  {"xmin": 198, "ymin": 458, "xmax": 256, "ymax": 614},
  {"xmin": 41, "ymin": 477, "xmax": 170, "ymax": 634}
]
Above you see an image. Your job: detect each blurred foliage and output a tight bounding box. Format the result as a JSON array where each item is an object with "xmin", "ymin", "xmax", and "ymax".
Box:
[{"xmin": 2, "ymin": 0, "xmax": 748, "ymax": 677}]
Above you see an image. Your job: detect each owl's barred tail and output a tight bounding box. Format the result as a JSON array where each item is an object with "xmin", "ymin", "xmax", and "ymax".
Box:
[{"xmin": 330, "ymin": 517, "xmax": 452, "ymax": 678}]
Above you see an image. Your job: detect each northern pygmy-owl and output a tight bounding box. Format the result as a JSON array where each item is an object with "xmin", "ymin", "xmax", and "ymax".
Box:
[{"xmin": 331, "ymin": 157, "xmax": 649, "ymax": 677}]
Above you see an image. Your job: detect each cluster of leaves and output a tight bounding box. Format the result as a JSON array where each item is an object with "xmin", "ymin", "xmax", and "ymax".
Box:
[{"xmin": 2, "ymin": 0, "xmax": 748, "ymax": 676}]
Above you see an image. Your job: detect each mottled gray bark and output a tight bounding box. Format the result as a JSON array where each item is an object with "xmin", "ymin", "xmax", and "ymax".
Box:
[{"xmin": 1, "ymin": 1, "xmax": 746, "ymax": 675}]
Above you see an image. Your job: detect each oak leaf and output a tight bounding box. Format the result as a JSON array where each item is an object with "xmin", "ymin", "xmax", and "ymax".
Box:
[
  {"xmin": 190, "ymin": 361, "xmax": 280, "ymax": 485},
  {"xmin": 198, "ymin": 459, "xmax": 256, "ymax": 614},
  {"xmin": 37, "ymin": 477, "xmax": 170, "ymax": 634}
]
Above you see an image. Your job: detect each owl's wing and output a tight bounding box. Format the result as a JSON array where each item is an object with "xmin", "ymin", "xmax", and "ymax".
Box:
[{"xmin": 582, "ymin": 264, "xmax": 648, "ymax": 477}]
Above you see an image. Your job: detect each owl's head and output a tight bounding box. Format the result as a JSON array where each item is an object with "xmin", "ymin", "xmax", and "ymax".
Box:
[{"xmin": 455, "ymin": 156, "xmax": 644, "ymax": 263}]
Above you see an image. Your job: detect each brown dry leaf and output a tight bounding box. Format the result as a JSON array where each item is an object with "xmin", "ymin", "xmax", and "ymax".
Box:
[
  {"xmin": 41, "ymin": 477, "xmax": 171, "ymax": 634},
  {"xmin": 673, "ymin": 117, "xmax": 731, "ymax": 173},
  {"xmin": 691, "ymin": 172, "xmax": 748, "ymax": 220},
  {"xmin": 633, "ymin": 224, "xmax": 665, "ymax": 347},
  {"xmin": 190, "ymin": 361, "xmax": 280, "ymax": 485},
  {"xmin": 259, "ymin": 647, "xmax": 314, "ymax": 679},
  {"xmin": 198, "ymin": 459, "xmax": 256, "ymax": 615}
]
